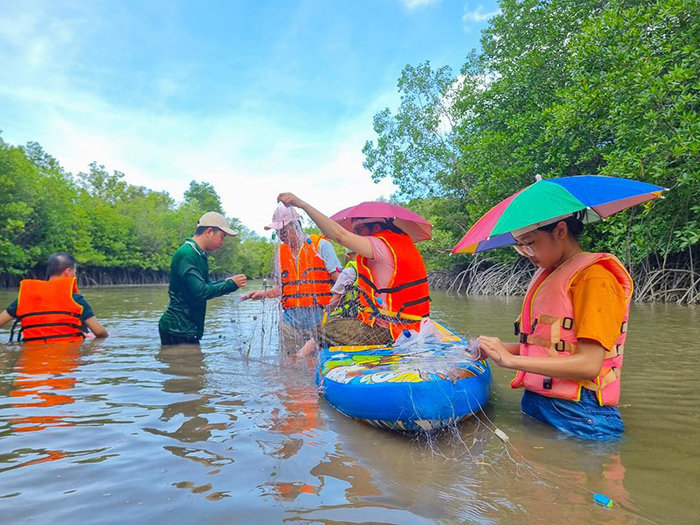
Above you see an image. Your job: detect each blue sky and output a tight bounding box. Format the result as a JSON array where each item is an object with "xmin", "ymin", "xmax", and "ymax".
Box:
[{"xmin": 0, "ymin": 0, "xmax": 500, "ymax": 234}]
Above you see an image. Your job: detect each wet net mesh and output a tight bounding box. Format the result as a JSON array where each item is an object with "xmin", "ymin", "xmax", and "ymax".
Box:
[{"xmin": 227, "ymin": 229, "xmax": 656, "ymax": 523}]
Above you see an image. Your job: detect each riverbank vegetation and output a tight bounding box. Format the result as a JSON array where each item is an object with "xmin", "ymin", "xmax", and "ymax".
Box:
[
  {"xmin": 0, "ymin": 138, "xmax": 275, "ymax": 287},
  {"xmin": 363, "ymin": 0, "xmax": 699, "ymax": 303},
  {"xmin": 1, "ymin": 0, "xmax": 697, "ymax": 303}
]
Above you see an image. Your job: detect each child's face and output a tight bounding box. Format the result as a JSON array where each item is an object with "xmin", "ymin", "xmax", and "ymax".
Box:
[{"xmin": 514, "ymin": 224, "xmax": 567, "ymax": 269}]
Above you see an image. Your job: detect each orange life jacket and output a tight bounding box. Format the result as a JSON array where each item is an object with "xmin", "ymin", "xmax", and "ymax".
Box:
[
  {"xmin": 14, "ymin": 277, "xmax": 85, "ymax": 345},
  {"xmin": 280, "ymin": 234, "xmax": 334, "ymax": 309},
  {"xmin": 356, "ymin": 230, "xmax": 430, "ymax": 339},
  {"xmin": 511, "ymin": 252, "xmax": 632, "ymax": 406}
]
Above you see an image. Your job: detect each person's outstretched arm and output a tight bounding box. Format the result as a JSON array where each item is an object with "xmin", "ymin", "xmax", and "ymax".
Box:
[
  {"xmin": 0, "ymin": 310, "xmax": 13, "ymax": 328},
  {"xmin": 478, "ymin": 336, "xmax": 604, "ymax": 380},
  {"xmin": 277, "ymin": 193, "xmax": 375, "ymax": 259},
  {"xmin": 84, "ymin": 316, "xmax": 109, "ymax": 338},
  {"xmin": 184, "ymin": 271, "xmax": 246, "ymax": 302}
]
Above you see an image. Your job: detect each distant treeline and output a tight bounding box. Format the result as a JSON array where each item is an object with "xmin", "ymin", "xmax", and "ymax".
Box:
[
  {"xmin": 2, "ymin": 1, "xmax": 698, "ymax": 303},
  {"xmin": 0, "ymin": 137, "xmax": 276, "ymax": 285},
  {"xmin": 364, "ymin": 0, "xmax": 698, "ymax": 303}
]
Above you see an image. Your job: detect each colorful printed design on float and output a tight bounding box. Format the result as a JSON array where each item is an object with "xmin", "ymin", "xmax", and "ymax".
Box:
[{"xmin": 321, "ymin": 343, "xmax": 487, "ymax": 386}]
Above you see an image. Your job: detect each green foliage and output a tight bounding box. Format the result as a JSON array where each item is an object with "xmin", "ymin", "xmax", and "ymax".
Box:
[
  {"xmin": 0, "ymin": 136, "xmax": 275, "ymax": 279},
  {"xmin": 546, "ymin": 0, "xmax": 700, "ymax": 261},
  {"xmin": 183, "ymin": 181, "xmax": 225, "ymax": 214},
  {"xmin": 364, "ymin": 0, "xmax": 699, "ymax": 270}
]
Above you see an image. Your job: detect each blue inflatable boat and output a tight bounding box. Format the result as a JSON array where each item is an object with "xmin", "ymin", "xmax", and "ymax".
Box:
[{"xmin": 316, "ymin": 322, "xmax": 492, "ymax": 432}]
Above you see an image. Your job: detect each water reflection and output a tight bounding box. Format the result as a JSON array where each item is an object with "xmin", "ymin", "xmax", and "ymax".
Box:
[
  {"xmin": 0, "ymin": 286, "xmax": 697, "ymax": 524},
  {"xmin": 9, "ymin": 343, "xmax": 81, "ymax": 434},
  {"xmin": 0, "ymin": 343, "xmax": 91, "ymax": 472},
  {"xmin": 257, "ymin": 377, "xmax": 324, "ymax": 501},
  {"xmin": 309, "ymin": 445, "xmax": 382, "ymax": 500},
  {"xmin": 149, "ymin": 345, "xmax": 214, "ymax": 443}
]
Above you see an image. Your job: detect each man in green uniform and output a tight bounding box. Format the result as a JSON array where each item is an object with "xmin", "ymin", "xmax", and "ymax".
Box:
[{"xmin": 158, "ymin": 211, "xmax": 247, "ymax": 345}]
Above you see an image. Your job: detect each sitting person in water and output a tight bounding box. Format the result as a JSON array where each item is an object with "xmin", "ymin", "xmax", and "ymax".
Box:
[
  {"xmin": 277, "ymin": 192, "xmax": 430, "ymax": 350},
  {"xmin": 476, "ymin": 213, "xmax": 631, "ymax": 440},
  {"xmin": 0, "ymin": 252, "xmax": 109, "ymax": 343}
]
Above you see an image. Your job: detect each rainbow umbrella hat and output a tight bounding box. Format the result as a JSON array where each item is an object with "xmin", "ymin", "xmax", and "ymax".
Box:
[{"xmin": 452, "ymin": 175, "xmax": 666, "ymax": 254}]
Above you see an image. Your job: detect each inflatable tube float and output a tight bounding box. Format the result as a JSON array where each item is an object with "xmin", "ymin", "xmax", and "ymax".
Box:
[{"xmin": 316, "ymin": 322, "xmax": 492, "ymax": 432}]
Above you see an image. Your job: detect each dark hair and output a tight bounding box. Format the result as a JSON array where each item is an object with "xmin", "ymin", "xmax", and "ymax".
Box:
[
  {"xmin": 194, "ymin": 226, "xmax": 221, "ymax": 236},
  {"xmin": 46, "ymin": 252, "xmax": 77, "ymax": 279},
  {"xmin": 356, "ymin": 219, "xmax": 406, "ymax": 235},
  {"xmin": 537, "ymin": 211, "xmax": 585, "ymax": 239},
  {"xmin": 384, "ymin": 219, "xmax": 406, "ymax": 235}
]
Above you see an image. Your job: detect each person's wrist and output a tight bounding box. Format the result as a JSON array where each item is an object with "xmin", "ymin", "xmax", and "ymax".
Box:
[{"xmin": 503, "ymin": 352, "xmax": 516, "ymax": 369}]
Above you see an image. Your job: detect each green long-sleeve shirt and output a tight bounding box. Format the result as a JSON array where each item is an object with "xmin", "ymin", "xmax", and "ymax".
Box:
[{"xmin": 158, "ymin": 238, "xmax": 238, "ymax": 340}]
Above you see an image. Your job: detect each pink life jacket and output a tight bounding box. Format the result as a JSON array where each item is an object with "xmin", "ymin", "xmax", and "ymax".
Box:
[{"xmin": 510, "ymin": 252, "xmax": 633, "ymax": 406}]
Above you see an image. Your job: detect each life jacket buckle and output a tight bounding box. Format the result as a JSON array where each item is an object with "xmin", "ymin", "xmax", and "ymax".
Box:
[
  {"xmin": 554, "ymin": 340, "xmax": 566, "ymax": 352},
  {"xmin": 519, "ymin": 333, "xmax": 528, "ymax": 344},
  {"xmin": 620, "ymin": 321, "xmax": 628, "ymax": 333},
  {"xmin": 562, "ymin": 317, "xmax": 574, "ymax": 330},
  {"xmin": 543, "ymin": 377, "xmax": 553, "ymax": 390},
  {"xmin": 514, "ymin": 321, "xmax": 520, "ymax": 336}
]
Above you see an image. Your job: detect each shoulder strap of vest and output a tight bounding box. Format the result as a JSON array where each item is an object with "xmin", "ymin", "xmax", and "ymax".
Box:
[
  {"xmin": 308, "ymin": 234, "xmax": 323, "ymax": 248},
  {"xmin": 357, "ymin": 273, "xmax": 428, "ymax": 294}
]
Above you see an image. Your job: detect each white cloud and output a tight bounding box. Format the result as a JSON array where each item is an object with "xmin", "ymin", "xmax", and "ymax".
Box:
[
  {"xmin": 399, "ymin": 0, "xmax": 440, "ymax": 11},
  {"xmin": 2, "ymin": 86, "xmax": 397, "ymax": 236},
  {"xmin": 462, "ymin": 3, "xmax": 500, "ymax": 28},
  {"xmin": 0, "ymin": 2, "xmax": 401, "ymax": 235}
]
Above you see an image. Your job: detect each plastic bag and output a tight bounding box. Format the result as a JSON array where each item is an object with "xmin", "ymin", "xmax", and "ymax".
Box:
[
  {"xmin": 394, "ymin": 318, "xmax": 443, "ymax": 349},
  {"xmin": 464, "ymin": 338, "xmax": 481, "ymax": 360}
]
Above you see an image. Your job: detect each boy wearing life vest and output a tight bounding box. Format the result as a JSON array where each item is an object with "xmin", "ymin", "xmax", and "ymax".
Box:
[
  {"xmin": 477, "ymin": 214, "xmax": 631, "ymax": 440},
  {"xmin": 241, "ymin": 206, "xmax": 340, "ymax": 349},
  {"xmin": 158, "ymin": 212, "xmax": 247, "ymax": 345},
  {"xmin": 0, "ymin": 252, "xmax": 108, "ymax": 343},
  {"xmin": 275, "ymin": 193, "xmax": 430, "ymax": 349}
]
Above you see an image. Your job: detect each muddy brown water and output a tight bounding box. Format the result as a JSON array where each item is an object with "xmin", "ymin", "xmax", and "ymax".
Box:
[{"xmin": 0, "ymin": 284, "xmax": 697, "ymax": 524}]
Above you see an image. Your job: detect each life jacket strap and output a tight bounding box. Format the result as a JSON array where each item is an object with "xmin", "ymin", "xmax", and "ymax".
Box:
[
  {"xmin": 21, "ymin": 332, "xmax": 86, "ymax": 343},
  {"xmin": 19, "ymin": 322, "xmax": 82, "ymax": 331},
  {"xmin": 358, "ymin": 273, "xmax": 428, "ymax": 294},
  {"xmin": 356, "ymin": 287, "xmax": 418, "ymax": 323},
  {"xmin": 16, "ymin": 310, "xmax": 82, "ymax": 320},
  {"xmin": 536, "ymin": 315, "xmax": 574, "ymax": 331},
  {"xmin": 519, "ymin": 333, "xmax": 577, "ymax": 356},
  {"xmin": 579, "ymin": 367, "xmax": 620, "ymax": 392},
  {"xmin": 282, "ymin": 279, "xmax": 334, "ymax": 286},
  {"xmin": 281, "ymin": 292, "xmax": 333, "ymax": 299},
  {"xmin": 299, "ymin": 267, "xmax": 329, "ymax": 279},
  {"xmin": 396, "ymin": 295, "xmax": 431, "ymax": 314},
  {"xmin": 9, "ymin": 318, "xmax": 20, "ymax": 343}
]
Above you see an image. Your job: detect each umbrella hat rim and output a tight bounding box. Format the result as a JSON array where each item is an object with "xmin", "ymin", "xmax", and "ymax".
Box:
[
  {"xmin": 452, "ymin": 175, "xmax": 666, "ymax": 254},
  {"xmin": 330, "ymin": 201, "xmax": 433, "ymax": 242},
  {"xmin": 330, "ymin": 201, "xmax": 431, "ymax": 224}
]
